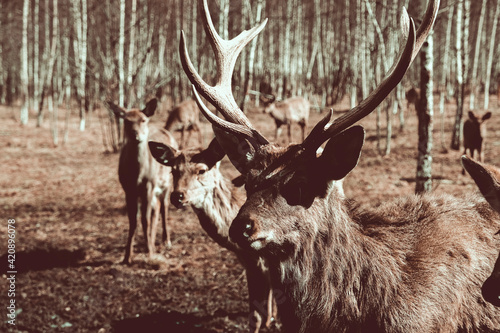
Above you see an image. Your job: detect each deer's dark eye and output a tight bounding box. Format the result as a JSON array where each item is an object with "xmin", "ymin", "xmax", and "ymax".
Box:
[{"xmin": 198, "ymin": 169, "xmax": 206, "ymax": 175}]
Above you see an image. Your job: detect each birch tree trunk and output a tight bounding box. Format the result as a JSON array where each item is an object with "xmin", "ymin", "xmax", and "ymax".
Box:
[
  {"xmin": 484, "ymin": 0, "xmax": 500, "ymax": 109},
  {"xmin": 240, "ymin": 0, "xmax": 264, "ymax": 112},
  {"xmin": 469, "ymin": 0, "xmax": 486, "ymax": 110},
  {"xmin": 20, "ymin": 0, "xmax": 30, "ymax": 125},
  {"xmin": 451, "ymin": 0, "xmax": 464, "ymax": 151},
  {"xmin": 33, "ymin": 0, "xmax": 41, "ymax": 125},
  {"xmin": 127, "ymin": 0, "xmax": 137, "ymax": 108},
  {"xmin": 416, "ymin": 36, "xmax": 434, "ymax": 194},
  {"xmin": 439, "ymin": 6, "xmax": 454, "ymax": 150},
  {"xmin": 72, "ymin": 0, "xmax": 88, "ymax": 131}
]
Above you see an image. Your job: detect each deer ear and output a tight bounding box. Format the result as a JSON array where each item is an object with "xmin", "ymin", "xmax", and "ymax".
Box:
[
  {"xmin": 107, "ymin": 101, "xmax": 127, "ymax": 119},
  {"xmin": 482, "ymin": 112, "xmax": 492, "ymax": 121},
  {"xmin": 461, "ymin": 156, "xmax": 500, "ymax": 212},
  {"xmin": 191, "ymin": 138, "xmax": 227, "ymax": 169},
  {"xmin": 213, "ymin": 128, "xmax": 255, "ymax": 174},
  {"xmin": 148, "ymin": 141, "xmax": 178, "ymax": 166},
  {"xmin": 468, "ymin": 111, "xmax": 477, "ymax": 121},
  {"xmin": 318, "ymin": 125, "xmax": 365, "ymax": 181},
  {"xmin": 142, "ymin": 99, "xmax": 158, "ymax": 117}
]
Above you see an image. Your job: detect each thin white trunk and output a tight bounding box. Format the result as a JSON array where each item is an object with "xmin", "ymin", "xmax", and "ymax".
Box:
[
  {"xmin": 20, "ymin": 0, "xmax": 29, "ymax": 125},
  {"xmin": 484, "ymin": 0, "xmax": 500, "ymax": 109},
  {"xmin": 127, "ymin": 0, "xmax": 137, "ymax": 107},
  {"xmin": 118, "ymin": 0, "xmax": 126, "ymax": 107},
  {"xmin": 469, "ymin": 0, "xmax": 486, "ymax": 110}
]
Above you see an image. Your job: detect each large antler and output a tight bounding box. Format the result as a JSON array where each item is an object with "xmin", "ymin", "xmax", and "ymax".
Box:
[
  {"xmin": 179, "ymin": 0, "xmax": 269, "ymax": 146},
  {"xmin": 302, "ymin": 0, "xmax": 439, "ymax": 152}
]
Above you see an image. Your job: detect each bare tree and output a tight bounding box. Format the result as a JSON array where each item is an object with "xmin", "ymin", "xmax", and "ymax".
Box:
[
  {"xmin": 20, "ymin": 0, "xmax": 29, "ymax": 125},
  {"xmin": 416, "ymin": 35, "xmax": 434, "ymax": 194},
  {"xmin": 451, "ymin": 0, "xmax": 464, "ymax": 151},
  {"xmin": 484, "ymin": 0, "xmax": 500, "ymax": 109}
]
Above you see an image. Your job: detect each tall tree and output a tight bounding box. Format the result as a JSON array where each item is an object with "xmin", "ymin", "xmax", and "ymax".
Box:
[
  {"xmin": 484, "ymin": 0, "xmax": 500, "ymax": 109},
  {"xmin": 469, "ymin": 0, "xmax": 487, "ymax": 110},
  {"xmin": 451, "ymin": 0, "xmax": 464, "ymax": 151},
  {"xmin": 20, "ymin": 0, "xmax": 30, "ymax": 125},
  {"xmin": 416, "ymin": 35, "xmax": 434, "ymax": 194}
]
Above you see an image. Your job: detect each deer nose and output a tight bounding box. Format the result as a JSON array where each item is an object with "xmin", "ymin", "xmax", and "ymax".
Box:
[{"xmin": 170, "ymin": 191, "xmax": 186, "ymax": 208}]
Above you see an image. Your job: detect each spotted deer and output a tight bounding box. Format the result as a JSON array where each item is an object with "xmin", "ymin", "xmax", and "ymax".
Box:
[
  {"xmin": 262, "ymin": 96, "xmax": 310, "ymax": 143},
  {"xmin": 461, "ymin": 155, "xmax": 500, "ymax": 307},
  {"xmin": 164, "ymin": 99, "xmax": 202, "ymax": 149},
  {"xmin": 462, "ymin": 110, "xmax": 492, "ymax": 172},
  {"xmin": 148, "ymin": 139, "xmax": 276, "ymax": 332},
  {"xmin": 179, "ymin": 0, "xmax": 500, "ymax": 332},
  {"xmin": 108, "ymin": 99, "xmax": 177, "ymax": 264}
]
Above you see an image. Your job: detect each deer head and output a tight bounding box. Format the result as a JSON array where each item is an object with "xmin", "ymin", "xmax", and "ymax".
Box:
[
  {"xmin": 180, "ymin": 0, "xmax": 438, "ymax": 256},
  {"xmin": 107, "ymin": 99, "xmax": 158, "ymax": 143},
  {"xmin": 148, "ymin": 139, "xmax": 226, "ymax": 209}
]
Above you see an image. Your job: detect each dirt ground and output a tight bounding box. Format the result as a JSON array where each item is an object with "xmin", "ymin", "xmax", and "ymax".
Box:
[{"xmin": 1, "ymin": 95, "xmax": 499, "ymax": 333}]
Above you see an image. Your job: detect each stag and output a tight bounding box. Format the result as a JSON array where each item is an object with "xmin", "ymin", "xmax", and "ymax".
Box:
[
  {"xmin": 461, "ymin": 155, "xmax": 500, "ymax": 307},
  {"xmin": 108, "ymin": 99, "xmax": 177, "ymax": 264},
  {"xmin": 462, "ymin": 110, "xmax": 492, "ymax": 167},
  {"xmin": 148, "ymin": 139, "xmax": 276, "ymax": 332},
  {"xmin": 164, "ymin": 99, "xmax": 203, "ymax": 149},
  {"xmin": 179, "ymin": 1, "xmax": 500, "ymax": 332},
  {"xmin": 262, "ymin": 96, "xmax": 310, "ymax": 143}
]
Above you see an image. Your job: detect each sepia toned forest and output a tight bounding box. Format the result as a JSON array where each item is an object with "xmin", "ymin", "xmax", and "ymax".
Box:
[{"xmin": 3, "ymin": 0, "xmax": 500, "ymax": 135}]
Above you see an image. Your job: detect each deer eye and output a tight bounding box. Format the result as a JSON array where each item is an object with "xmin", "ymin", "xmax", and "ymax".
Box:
[{"xmin": 198, "ymin": 169, "xmax": 206, "ymax": 175}]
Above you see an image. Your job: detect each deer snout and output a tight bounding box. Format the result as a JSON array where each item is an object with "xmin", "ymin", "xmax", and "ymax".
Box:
[
  {"xmin": 170, "ymin": 191, "xmax": 188, "ymax": 209},
  {"xmin": 482, "ymin": 274, "xmax": 500, "ymax": 307},
  {"xmin": 230, "ymin": 214, "xmax": 272, "ymax": 251}
]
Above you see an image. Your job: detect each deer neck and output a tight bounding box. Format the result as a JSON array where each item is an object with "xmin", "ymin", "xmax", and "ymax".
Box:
[
  {"xmin": 119, "ymin": 136, "xmax": 153, "ymax": 186},
  {"xmin": 269, "ymin": 190, "xmax": 402, "ymax": 332},
  {"xmin": 191, "ymin": 171, "xmax": 244, "ymax": 251}
]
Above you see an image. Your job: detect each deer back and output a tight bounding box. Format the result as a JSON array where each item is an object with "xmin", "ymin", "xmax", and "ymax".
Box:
[
  {"xmin": 264, "ymin": 96, "xmax": 310, "ymax": 124},
  {"xmin": 164, "ymin": 99, "xmax": 199, "ymax": 132}
]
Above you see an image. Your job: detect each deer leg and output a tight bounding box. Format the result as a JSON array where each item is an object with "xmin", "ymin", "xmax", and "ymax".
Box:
[
  {"xmin": 179, "ymin": 127, "xmax": 186, "ymax": 149},
  {"xmin": 140, "ymin": 184, "xmax": 154, "ymax": 257},
  {"xmin": 287, "ymin": 124, "xmax": 292, "ymax": 143},
  {"xmin": 300, "ymin": 122, "xmax": 307, "ymax": 141},
  {"xmin": 238, "ymin": 254, "xmax": 273, "ymax": 333},
  {"xmin": 123, "ymin": 192, "xmax": 139, "ymax": 265},
  {"xmin": 275, "ymin": 125, "xmax": 282, "ymax": 142},
  {"xmin": 149, "ymin": 193, "xmax": 161, "ymax": 258},
  {"xmin": 161, "ymin": 191, "xmax": 172, "ymax": 249}
]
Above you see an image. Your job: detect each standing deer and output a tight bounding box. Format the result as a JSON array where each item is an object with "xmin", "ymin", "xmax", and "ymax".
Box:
[
  {"xmin": 179, "ymin": 1, "xmax": 500, "ymax": 332},
  {"xmin": 262, "ymin": 96, "xmax": 310, "ymax": 143},
  {"xmin": 461, "ymin": 155, "xmax": 500, "ymax": 307},
  {"xmin": 148, "ymin": 139, "xmax": 276, "ymax": 332},
  {"xmin": 405, "ymin": 86, "xmax": 420, "ymax": 112},
  {"xmin": 462, "ymin": 110, "xmax": 492, "ymax": 167},
  {"xmin": 108, "ymin": 99, "xmax": 177, "ymax": 264},
  {"xmin": 164, "ymin": 99, "xmax": 203, "ymax": 149}
]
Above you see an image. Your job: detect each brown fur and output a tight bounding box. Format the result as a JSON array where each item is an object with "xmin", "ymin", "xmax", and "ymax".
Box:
[
  {"xmin": 462, "ymin": 156, "xmax": 500, "ymax": 307},
  {"xmin": 462, "ymin": 111, "xmax": 492, "ymax": 168},
  {"xmin": 229, "ymin": 143, "xmax": 500, "ymax": 333},
  {"xmin": 148, "ymin": 141, "xmax": 277, "ymax": 333},
  {"xmin": 164, "ymin": 99, "xmax": 202, "ymax": 149},
  {"xmin": 263, "ymin": 97, "xmax": 310, "ymax": 143},
  {"xmin": 108, "ymin": 99, "xmax": 177, "ymax": 264}
]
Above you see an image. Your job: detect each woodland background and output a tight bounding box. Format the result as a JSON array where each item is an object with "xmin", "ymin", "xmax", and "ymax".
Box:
[{"xmin": 4, "ymin": 0, "xmax": 500, "ymax": 144}]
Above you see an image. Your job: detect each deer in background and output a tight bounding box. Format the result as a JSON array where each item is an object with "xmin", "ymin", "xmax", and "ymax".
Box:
[
  {"xmin": 164, "ymin": 99, "xmax": 202, "ymax": 149},
  {"xmin": 180, "ymin": 0, "xmax": 500, "ymax": 332},
  {"xmin": 262, "ymin": 95, "xmax": 310, "ymax": 143},
  {"xmin": 461, "ymin": 155, "xmax": 500, "ymax": 307},
  {"xmin": 148, "ymin": 139, "xmax": 276, "ymax": 333},
  {"xmin": 462, "ymin": 110, "xmax": 492, "ymax": 174},
  {"xmin": 108, "ymin": 99, "xmax": 177, "ymax": 264},
  {"xmin": 405, "ymin": 86, "xmax": 420, "ymax": 112}
]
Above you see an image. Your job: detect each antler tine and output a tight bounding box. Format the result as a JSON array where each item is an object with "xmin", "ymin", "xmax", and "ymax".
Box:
[
  {"xmin": 191, "ymin": 85, "xmax": 269, "ymax": 147},
  {"xmin": 179, "ymin": 0, "xmax": 268, "ymax": 130},
  {"xmin": 303, "ymin": 0, "xmax": 439, "ymax": 151}
]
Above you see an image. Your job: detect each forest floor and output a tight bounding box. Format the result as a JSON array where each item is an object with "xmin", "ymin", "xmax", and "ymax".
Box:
[{"xmin": 1, "ymin": 95, "xmax": 500, "ymax": 333}]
